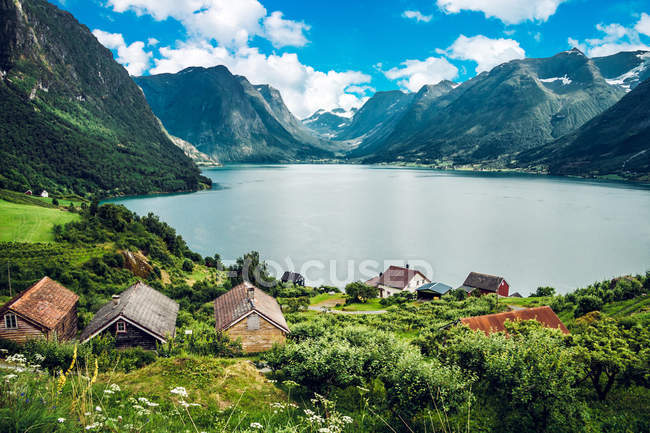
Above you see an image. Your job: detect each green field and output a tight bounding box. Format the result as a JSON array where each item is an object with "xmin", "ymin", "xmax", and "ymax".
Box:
[{"xmin": 0, "ymin": 199, "xmax": 80, "ymax": 242}]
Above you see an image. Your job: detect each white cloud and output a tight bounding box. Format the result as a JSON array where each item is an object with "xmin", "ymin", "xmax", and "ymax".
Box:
[
  {"xmin": 92, "ymin": 29, "xmax": 152, "ymax": 76},
  {"xmin": 384, "ymin": 57, "xmax": 458, "ymax": 92},
  {"xmin": 104, "ymin": 0, "xmax": 373, "ymax": 116},
  {"xmin": 436, "ymin": 0, "xmax": 567, "ymax": 25},
  {"xmin": 441, "ymin": 34, "xmax": 525, "ymax": 73},
  {"xmin": 106, "ymin": 0, "xmax": 307, "ymax": 49},
  {"xmin": 150, "ymin": 42, "xmax": 371, "ymax": 118},
  {"xmin": 147, "ymin": 38, "xmax": 159, "ymax": 46},
  {"xmin": 570, "ymin": 17, "xmax": 650, "ymax": 57},
  {"xmin": 402, "ymin": 10, "xmax": 433, "ymax": 23},
  {"xmin": 263, "ymin": 11, "xmax": 310, "ymax": 48},
  {"xmin": 636, "ymin": 13, "xmax": 650, "ymax": 36}
]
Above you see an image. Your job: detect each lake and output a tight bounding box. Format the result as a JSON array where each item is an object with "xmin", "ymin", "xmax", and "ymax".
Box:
[{"xmin": 106, "ymin": 165, "xmax": 650, "ymax": 295}]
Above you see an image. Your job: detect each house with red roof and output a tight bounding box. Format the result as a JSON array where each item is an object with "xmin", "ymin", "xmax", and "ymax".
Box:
[
  {"xmin": 0, "ymin": 277, "xmax": 79, "ymax": 343},
  {"xmin": 366, "ymin": 265, "xmax": 431, "ymax": 298}
]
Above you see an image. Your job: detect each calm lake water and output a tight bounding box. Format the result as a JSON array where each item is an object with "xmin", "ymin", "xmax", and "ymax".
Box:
[{"xmin": 107, "ymin": 165, "xmax": 650, "ymax": 295}]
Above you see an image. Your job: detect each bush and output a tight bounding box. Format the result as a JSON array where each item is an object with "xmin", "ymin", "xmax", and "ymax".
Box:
[
  {"xmin": 51, "ymin": 197, "xmax": 59, "ymax": 206},
  {"xmin": 574, "ymin": 295, "xmax": 604, "ymax": 318},
  {"xmin": 181, "ymin": 259, "xmax": 194, "ymax": 272},
  {"xmin": 531, "ymin": 286, "xmax": 556, "ymax": 297},
  {"xmin": 344, "ymin": 281, "xmax": 378, "ymax": 303}
]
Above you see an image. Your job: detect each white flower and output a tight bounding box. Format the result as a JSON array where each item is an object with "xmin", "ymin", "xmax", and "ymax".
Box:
[
  {"xmin": 57, "ymin": 418, "xmax": 65, "ymax": 423},
  {"xmin": 95, "ymin": 406, "xmax": 102, "ymax": 412},
  {"xmin": 341, "ymin": 416, "xmax": 353, "ymax": 424},
  {"xmin": 104, "ymin": 390, "xmax": 114, "ymax": 394},
  {"xmin": 318, "ymin": 429, "xmax": 330, "ymax": 433},
  {"xmin": 170, "ymin": 387, "xmax": 188, "ymax": 398},
  {"xmin": 250, "ymin": 422, "xmax": 263, "ymax": 429},
  {"xmin": 3, "ymin": 374, "xmax": 17, "ymax": 381},
  {"xmin": 109, "ymin": 384, "xmax": 121, "ymax": 392},
  {"xmin": 34, "ymin": 354, "xmax": 45, "ymax": 362}
]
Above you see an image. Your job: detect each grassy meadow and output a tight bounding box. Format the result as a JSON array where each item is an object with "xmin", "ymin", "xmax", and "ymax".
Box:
[{"xmin": 0, "ymin": 199, "xmax": 80, "ymax": 242}]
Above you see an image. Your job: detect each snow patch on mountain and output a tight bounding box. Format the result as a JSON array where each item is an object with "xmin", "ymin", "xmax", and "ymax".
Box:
[{"xmin": 540, "ymin": 75, "xmax": 572, "ymax": 85}]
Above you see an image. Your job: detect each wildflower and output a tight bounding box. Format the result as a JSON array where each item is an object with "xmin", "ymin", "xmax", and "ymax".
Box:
[
  {"xmin": 341, "ymin": 416, "xmax": 353, "ymax": 424},
  {"xmin": 34, "ymin": 354, "xmax": 45, "ymax": 362},
  {"xmin": 109, "ymin": 384, "xmax": 121, "ymax": 392},
  {"xmin": 170, "ymin": 386, "xmax": 188, "ymax": 398},
  {"xmin": 95, "ymin": 406, "xmax": 102, "ymax": 412},
  {"xmin": 318, "ymin": 429, "xmax": 331, "ymax": 433},
  {"xmin": 103, "ymin": 390, "xmax": 114, "ymax": 395},
  {"xmin": 250, "ymin": 422, "xmax": 263, "ymax": 429},
  {"xmin": 117, "ymin": 416, "xmax": 123, "ymax": 422},
  {"xmin": 57, "ymin": 418, "xmax": 65, "ymax": 423}
]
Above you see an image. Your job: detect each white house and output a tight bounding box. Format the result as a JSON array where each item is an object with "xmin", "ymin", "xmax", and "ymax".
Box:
[
  {"xmin": 365, "ymin": 265, "xmax": 431, "ymax": 298},
  {"xmin": 40, "ymin": 190, "xmax": 49, "ymax": 198}
]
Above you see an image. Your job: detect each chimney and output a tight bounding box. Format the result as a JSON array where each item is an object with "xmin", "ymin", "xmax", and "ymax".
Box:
[
  {"xmin": 247, "ymin": 286, "xmax": 255, "ymax": 301},
  {"xmin": 406, "ymin": 264, "xmax": 410, "ymax": 269},
  {"xmin": 112, "ymin": 294, "xmax": 120, "ymax": 306},
  {"xmin": 379, "ymin": 272, "xmax": 383, "ymax": 277}
]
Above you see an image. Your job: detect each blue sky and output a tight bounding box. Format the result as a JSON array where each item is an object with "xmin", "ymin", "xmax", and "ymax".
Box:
[{"xmin": 55, "ymin": 0, "xmax": 650, "ymax": 118}]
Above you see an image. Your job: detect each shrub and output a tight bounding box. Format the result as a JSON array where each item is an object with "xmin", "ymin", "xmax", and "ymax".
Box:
[
  {"xmin": 181, "ymin": 259, "xmax": 194, "ymax": 272},
  {"xmin": 574, "ymin": 295, "xmax": 604, "ymax": 318},
  {"xmin": 344, "ymin": 282, "xmax": 378, "ymax": 303}
]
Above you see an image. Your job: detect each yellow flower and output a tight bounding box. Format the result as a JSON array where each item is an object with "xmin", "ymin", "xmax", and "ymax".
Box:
[{"xmin": 90, "ymin": 359, "xmax": 98, "ymax": 385}]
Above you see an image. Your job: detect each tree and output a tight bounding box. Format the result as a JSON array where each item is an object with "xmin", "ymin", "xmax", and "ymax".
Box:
[
  {"xmin": 229, "ymin": 251, "xmax": 275, "ymax": 289},
  {"xmin": 51, "ymin": 197, "xmax": 59, "ymax": 206},
  {"xmin": 574, "ymin": 295, "xmax": 603, "ymax": 318},
  {"xmin": 571, "ymin": 314, "xmax": 638, "ymax": 401},
  {"xmin": 344, "ymin": 281, "xmax": 378, "ymax": 303},
  {"xmin": 531, "ymin": 286, "xmax": 555, "ymax": 297},
  {"xmin": 182, "ymin": 259, "xmax": 194, "ymax": 272}
]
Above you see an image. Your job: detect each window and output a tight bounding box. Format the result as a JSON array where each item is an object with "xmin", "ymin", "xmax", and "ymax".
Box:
[
  {"xmin": 116, "ymin": 321, "xmax": 126, "ymax": 333},
  {"xmin": 247, "ymin": 314, "xmax": 260, "ymax": 330},
  {"xmin": 4, "ymin": 313, "xmax": 17, "ymax": 329}
]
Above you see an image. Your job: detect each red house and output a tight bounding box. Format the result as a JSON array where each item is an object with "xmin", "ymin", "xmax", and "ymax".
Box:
[{"xmin": 459, "ymin": 272, "xmax": 510, "ymax": 297}]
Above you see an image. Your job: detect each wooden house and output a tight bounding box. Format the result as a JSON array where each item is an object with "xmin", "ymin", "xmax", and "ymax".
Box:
[
  {"xmin": 24, "ymin": 190, "xmax": 32, "ymax": 195},
  {"xmin": 0, "ymin": 277, "xmax": 78, "ymax": 343},
  {"xmin": 366, "ymin": 265, "xmax": 430, "ymax": 298},
  {"xmin": 416, "ymin": 282, "xmax": 452, "ymax": 300},
  {"xmin": 80, "ymin": 282, "xmax": 178, "ymax": 350},
  {"xmin": 214, "ymin": 282, "xmax": 290, "ymax": 353},
  {"xmin": 460, "ymin": 306, "xmax": 569, "ymax": 335},
  {"xmin": 280, "ymin": 271, "xmax": 305, "ymax": 287},
  {"xmin": 459, "ymin": 272, "xmax": 510, "ymax": 297}
]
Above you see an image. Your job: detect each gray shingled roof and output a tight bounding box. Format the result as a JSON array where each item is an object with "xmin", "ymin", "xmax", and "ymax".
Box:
[
  {"xmin": 214, "ymin": 282, "xmax": 289, "ymax": 333},
  {"xmin": 80, "ymin": 282, "xmax": 178, "ymax": 342},
  {"xmin": 462, "ymin": 272, "xmax": 505, "ymax": 292}
]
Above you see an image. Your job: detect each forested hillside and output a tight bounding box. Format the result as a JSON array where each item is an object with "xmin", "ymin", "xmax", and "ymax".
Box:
[{"xmin": 0, "ymin": 0, "xmax": 210, "ymax": 196}]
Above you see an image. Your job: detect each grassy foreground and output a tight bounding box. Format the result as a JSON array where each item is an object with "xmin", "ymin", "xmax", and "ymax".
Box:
[{"xmin": 0, "ymin": 199, "xmax": 79, "ymax": 242}]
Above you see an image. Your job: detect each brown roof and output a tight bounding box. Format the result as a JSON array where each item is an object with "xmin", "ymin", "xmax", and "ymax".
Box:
[
  {"xmin": 462, "ymin": 272, "xmax": 506, "ymax": 292},
  {"xmin": 460, "ymin": 306, "xmax": 569, "ymax": 335},
  {"xmin": 0, "ymin": 277, "xmax": 78, "ymax": 330},
  {"xmin": 80, "ymin": 282, "xmax": 178, "ymax": 342},
  {"xmin": 375, "ymin": 266, "xmax": 429, "ymax": 290},
  {"xmin": 214, "ymin": 282, "xmax": 289, "ymax": 333}
]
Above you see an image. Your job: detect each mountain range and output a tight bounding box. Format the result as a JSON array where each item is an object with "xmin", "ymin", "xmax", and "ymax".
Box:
[
  {"xmin": 2, "ymin": 0, "xmax": 649, "ymax": 196},
  {"xmin": 134, "ymin": 67, "xmax": 332, "ymax": 163},
  {"xmin": 0, "ymin": 0, "xmax": 209, "ymax": 196}
]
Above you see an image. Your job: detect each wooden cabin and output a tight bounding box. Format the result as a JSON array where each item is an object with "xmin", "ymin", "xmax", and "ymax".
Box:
[
  {"xmin": 459, "ymin": 272, "xmax": 510, "ymax": 297},
  {"xmin": 366, "ymin": 265, "xmax": 430, "ymax": 298},
  {"xmin": 280, "ymin": 271, "xmax": 305, "ymax": 287},
  {"xmin": 80, "ymin": 282, "xmax": 178, "ymax": 350},
  {"xmin": 460, "ymin": 306, "xmax": 569, "ymax": 335},
  {"xmin": 214, "ymin": 282, "xmax": 290, "ymax": 353},
  {"xmin": 0, "ymin": 277, "xmax": 78, "ymax": 343}
]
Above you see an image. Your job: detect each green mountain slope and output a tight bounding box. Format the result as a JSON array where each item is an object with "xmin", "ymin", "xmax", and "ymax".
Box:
[
  {"xmin": 517, "ymin": 77, "xmax": 650, "ymax": 180},
  {"xmin": 134, "ymin": 66, "xmax": 332, "ymax": 163},
  {"xmin": 0, "ymin": 0, "xmax": 209, "ymax": 196}
]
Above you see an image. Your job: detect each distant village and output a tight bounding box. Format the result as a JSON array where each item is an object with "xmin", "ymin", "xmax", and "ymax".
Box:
[{"xmin": 0, "ymin": 265, "xmax": 567, "ymax": 354}]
